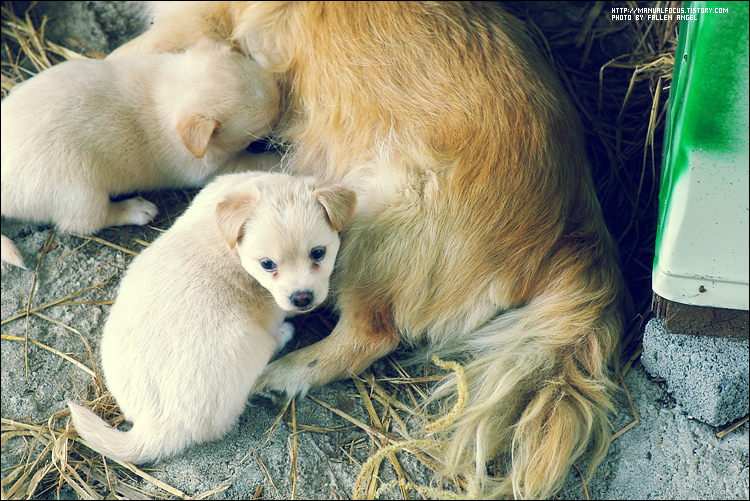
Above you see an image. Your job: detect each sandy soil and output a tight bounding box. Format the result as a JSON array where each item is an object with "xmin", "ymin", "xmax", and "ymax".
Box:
[{"xmin": 2, "ymin": 2, "xmax": 748, "ymax": 499}]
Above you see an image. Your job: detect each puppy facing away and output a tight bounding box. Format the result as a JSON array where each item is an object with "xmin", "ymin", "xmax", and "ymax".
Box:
[
  {"xmin": 68, "ymin": 171, "xmax": 356, "ymax": 464},
  {"xmin": 1, "ymin": 37, "xmax": 280, "ymax": 269},
  {"xmin": 111, "ymin": 2, "xmax": 630, "ymax": 498}
]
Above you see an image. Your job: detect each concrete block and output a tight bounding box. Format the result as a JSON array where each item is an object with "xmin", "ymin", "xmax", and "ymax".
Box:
[{"xmin": 642, "ymin": 318, "xmax": 749, "ymax": 426}]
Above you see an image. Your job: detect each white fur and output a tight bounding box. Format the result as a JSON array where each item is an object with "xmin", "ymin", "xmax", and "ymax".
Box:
[
  {"xmin": 1, "ymin": 38, "xmax": 280, "ymax": 268},
  {"xmin": 68, "ymin": 171, "xmax": 356, "ymax": 464}
]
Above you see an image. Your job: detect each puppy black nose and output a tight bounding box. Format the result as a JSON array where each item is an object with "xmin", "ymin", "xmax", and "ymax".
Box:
[{"xmin": 290, "ymin": 291, "xmax": 313, "ymax": 308}]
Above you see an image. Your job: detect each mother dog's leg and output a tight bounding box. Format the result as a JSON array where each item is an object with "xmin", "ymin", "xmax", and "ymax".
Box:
[
  {"xmin": 108, "ymin": 1, "xmax": 241, "ymax": 58},
  {"xmin": 252, "ymin": 299, "xmax": 400, "ymax": 400}
]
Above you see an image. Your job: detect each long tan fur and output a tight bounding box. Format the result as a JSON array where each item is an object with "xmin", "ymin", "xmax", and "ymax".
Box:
[{"xmin": 112, "ymin": 2, "xmax": 628, "ymax": 498}]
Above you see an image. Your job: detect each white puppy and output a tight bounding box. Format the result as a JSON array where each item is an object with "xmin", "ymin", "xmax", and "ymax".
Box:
[
  {"xmin": 1, "ymin": 38, "xmax": 280, "ymax": 269},
  {"xmin": 68, "ymin": 171, "xmax": 356, "ymax": 464}
]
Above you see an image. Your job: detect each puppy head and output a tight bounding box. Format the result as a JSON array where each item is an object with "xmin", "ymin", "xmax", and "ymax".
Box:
[
  {"xmin": 175, "ymin": 39, "xmax": 281, "ymax": 160},
  {"xmin": 216, "ymin": 176, "xmax": 356, "ymax": 313}
]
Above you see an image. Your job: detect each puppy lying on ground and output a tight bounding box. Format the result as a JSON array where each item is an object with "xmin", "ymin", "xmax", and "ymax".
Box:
[
  {"xmin": 1, "ymin": 37, "xmax": 280, "ymax": 269},
  {"xmin": 112, "ymin": 2, "xmax": 629, "ymax": 498},
  {"xmin": 68, "ymin": 171, "xmax": 356, "ymax": 464}
]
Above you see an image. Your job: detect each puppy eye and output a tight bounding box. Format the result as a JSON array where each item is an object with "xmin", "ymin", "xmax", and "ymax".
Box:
[
  {"xmin": 310, "ymin": 247, "xmax": 326, "ymax": 262},
  {"xmin": 260, "ymin": 259, "xmax": 276, "ymax": 272}
]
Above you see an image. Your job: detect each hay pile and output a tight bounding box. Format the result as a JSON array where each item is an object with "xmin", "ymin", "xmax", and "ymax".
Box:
[
  {"xmin": 505, "ymin": 1, "xmax": 680, "ymax": 360},
  {"xmin": 2, "ymin": 1, "xmax": 679, "ymax": 499}
]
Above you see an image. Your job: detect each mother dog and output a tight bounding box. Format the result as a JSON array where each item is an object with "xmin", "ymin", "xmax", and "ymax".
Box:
[{"xmin": 112, "ymin": 2, "xmax": 628, "ymax": 498}]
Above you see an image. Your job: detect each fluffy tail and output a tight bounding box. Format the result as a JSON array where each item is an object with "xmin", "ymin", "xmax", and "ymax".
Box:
[
  {"xmin": 67, "ymin": 400, "xmax": 181, "ymax": 464},
  {"xmin": 1, "ymin": 235, "xmax": 27, "ymax": 269},
  {"xmin": 427, "ymin": 264, "xmax": 625, "ymax": 499}
]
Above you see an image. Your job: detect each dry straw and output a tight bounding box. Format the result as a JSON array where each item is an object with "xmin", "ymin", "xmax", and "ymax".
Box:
[
  {"xmin": 511, "ymin": 1, "xmax": 681, "ymax": 360},
  {"xmin": 5, "ymin": 2, "xmax": 732, "ymax": 500}
]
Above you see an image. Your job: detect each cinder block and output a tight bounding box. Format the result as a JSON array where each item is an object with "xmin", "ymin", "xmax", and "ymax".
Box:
[{"xmin": 642, "ymin": 318, "xmax": 749, "ymax": 426}]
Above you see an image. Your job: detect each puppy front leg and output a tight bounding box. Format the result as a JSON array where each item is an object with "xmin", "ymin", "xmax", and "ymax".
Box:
[{"xmin": 252, "ymin": 306, "xmax": 401, "ymax": 401}]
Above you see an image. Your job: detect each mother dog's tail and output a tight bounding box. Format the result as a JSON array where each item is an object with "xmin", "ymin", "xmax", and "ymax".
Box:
[
  {"xmin": 67, "ymin": 400, "xmax": 182, "ymax": 464},
  {"xmin": 428, "ymin": 252, "xmax": 626, "ymax": 499}
]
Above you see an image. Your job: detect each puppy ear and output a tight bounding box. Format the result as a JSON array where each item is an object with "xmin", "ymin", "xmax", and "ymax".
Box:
[
  {"xmin": 216, "ymin": 189, "xmax": 258, "ymax": 248},
  {"xmin": 314, "ymin": 185, "xmax": 357, "ymax": 232},
  {"xmin": 176, "ymin": 115, "xmax": 220, "ymax": 158}
]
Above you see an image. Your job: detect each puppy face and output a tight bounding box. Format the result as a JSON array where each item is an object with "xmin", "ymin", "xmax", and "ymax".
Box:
[
  {"xmin": 241, "ymin": 211, "xmax": 340, "ymax": 313},
  {"xmin": 217, "ymin": 177, "xmax": 356, "ymax": 312}
]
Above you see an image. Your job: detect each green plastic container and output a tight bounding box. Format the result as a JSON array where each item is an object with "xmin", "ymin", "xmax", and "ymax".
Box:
[{"xmin": 654, "ymin": 1, "xmax": 749, "ymax": 310}]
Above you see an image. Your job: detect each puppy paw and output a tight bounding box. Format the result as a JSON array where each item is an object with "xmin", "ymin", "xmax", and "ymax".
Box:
[
  {"xmin": 107, "ymin": 197, "xmax": 158, "ymax": 227},
  {"xmin": 276, "ymin": 322, "xmax": 295, "ymax": 349}
]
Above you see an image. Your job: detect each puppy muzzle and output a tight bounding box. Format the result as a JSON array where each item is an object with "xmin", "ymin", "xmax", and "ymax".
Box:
[{"xmin": 290, "ymin": 290, "xmax": 314, "ymax": 311}]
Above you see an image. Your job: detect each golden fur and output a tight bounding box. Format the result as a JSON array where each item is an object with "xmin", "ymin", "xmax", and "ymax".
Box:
[{"xmin": 112, "ymin": 2, "xmax": 628, "ymax": 498}]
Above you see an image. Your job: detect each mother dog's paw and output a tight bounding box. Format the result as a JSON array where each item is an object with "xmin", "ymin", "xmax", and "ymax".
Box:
[
  {"xmin": 248, "ymin": 388, "xmax": 287, "ymax": 407},
  {"xmin": 250, "ymin": 354, "xmax": 313, "ymax": 404}
]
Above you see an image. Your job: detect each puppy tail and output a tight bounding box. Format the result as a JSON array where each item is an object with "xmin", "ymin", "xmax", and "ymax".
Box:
[
  {"xmin": 427, "ymin": 260, "xmax": 626, "ymax": 499},
  {"xmin": 1, "ymin": 235, "xmax": 27, "ymax": 269},
  {"xmin": 67, "ymin": 400, "xmax": 175, "ymax": 464}
]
